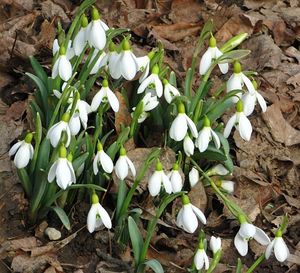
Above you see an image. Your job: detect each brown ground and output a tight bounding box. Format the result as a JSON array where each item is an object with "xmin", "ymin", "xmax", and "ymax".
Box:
[{"xmin": 0, "ymin": 0, "xmax": 300, "ymax": 272}]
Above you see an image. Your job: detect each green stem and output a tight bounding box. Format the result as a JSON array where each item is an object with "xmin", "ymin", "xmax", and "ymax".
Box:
[
  {"xmin": 206, "ymin": 250, "xmax": 222, "ymax": 273},
  {"xmin": 246, "ymin": 254, "xmax": 265, "ymax": 273}
]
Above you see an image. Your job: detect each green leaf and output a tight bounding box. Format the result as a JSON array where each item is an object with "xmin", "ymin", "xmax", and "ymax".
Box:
[
  {"xmin": 168, "ymin": 71, "xmax": 177, "ymax": 87},
  {"xmin": 51, "ymin": 206, "xmax": 71, "ymax": 230},
  {"xmin": 116, "ymin": 180, "xmax": 127, "ymax": 220},
  {"xmin": 68, "ymin": 184, "xmax": 106, "ymax": 192},
  {"xmin": 128, "ymin": 216, "xmax": 144, "ymax": 265},
  {"xmin": 142, "ymin": 259, "xmax": 164, "ymax": 273},
  {"xmin": 72, "ymin": 152, "xmax": 89, "ymax": 171},
  {"xmin": 218, "ymin": 49, "xmax": 251, "ymax": 63},
  {"xmin": 29, "ymin": 56, "xmax": 48, "ymax": 87},
  {"xmin": 199, "ymin": 146, "xmax": 227, "ymax": 161},
  {"xmin": 106, "ymin": 127, "xmax": 130, "ymax": 160},
  {"xmin": 17, "ymin": 168, "xmax": 32, "ymax": 197}
]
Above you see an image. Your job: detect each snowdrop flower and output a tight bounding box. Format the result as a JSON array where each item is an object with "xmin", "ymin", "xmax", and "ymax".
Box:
[
  {"xmin": 118, "ymin": 39, "xmax": 139, "ymax": 80},
  {"xmin": 183, "ymin": 135, "xmax": 194, "ymax": 157},
  {"xmin": 107, "ymin": 42, "xmax": 121, "ymax": 79},
  {"xmin": 47, "ymin": 112, "xmax": 72, "ymax": 147},
  {"xmin": 137, "ymin": 65, "xmax": 163, "ymax": 98},
  {"xmin": 189, "ymin": 167, "xmax": 199, "ymax": 188},
  {"xmin": 176, "ymin": 195, "xmax": 206, "ymax": 233},
  {"xmin": 86, "ymin": 7, "xmax": 108, "ymax": 50},
  {"xmin": 115, "ymin": 147, "xmax": 136, "ymax": 180},
  {"xmin": 73, "ymin": 14, "xmax": 89, "ymax": 56},
  {"xmin": 93, "ymin": 142, "xmax": 113, "ymax": 175},
  {"xmin": 87, "ymin": 193, "xmax": 112, "ymax": 233},
  {"xmin": 210, "ymin": 236, "xmax": 222, "ymax": 255},
  {"xmin": 91, "ymin": 79, "xmax": 119, "ymax": 112},
  {"xmin": 89, "ymin": 49, "xmax": 108, "ymax": 75},
  {"xmin": 194, "ymin": 242, "xmax": 209, "ymax": 270},
  {"xmin": 195, "ymin": 116, "xmax": 220, "ymax": 152},
  {"xmin": 163, "ymin": 79, "xmax": 180, "ymax": 103},
  {"xmin": 137, "ymin": 51, "xmax": 154, "ymax": 83},
  {"xmin": 48, "ymin": 146, "xmax": 76, "ymax": 190},
  {"xmin": 227, "ymin": 61, "xmax": 255, "ymax": 102},
  {"xmin": 53, "ymin": 39, "xmax": 75, "ymax": 60},
  {"xmin": 199, "ymin": 36, "xmax": 228, "ymax": 75},
  {"xmin": 170, "ymin": 103, "xmax": 198, "ymax": 141},
  {"xmin": 167, "ymin": 163, "xmax": 183, "ymax": 193},
  {"xmin": 52, "ymin": 46, "xmax": 73, "ymax": 81},
  {"xmin": 234, "ymin": 215, "xmax": 270, "ymax": 256},
  {"xmin": 207, "ymin": 164, "xmax": 230, "ymax": 176},
  {"xmin": 9, "ymin": 133, "xmax": 34, "ymax": 169},
  {"xmin": 224, "ymin": 100, "xmax": 252, "ymax": 141},
  {"xmin": 266, "ymin": 231, "xmax": 289, "ymax": 262},
  {"xmin": 148, "ymin": 161, "xmax": 172, "ymax": 196},
  {"xmin": 242, "ymin": 80, "xmax": 267, "ymax": 116},
  {"xmin": 216, "ymin": 179, "xmax": 235, "ymax": 194}
]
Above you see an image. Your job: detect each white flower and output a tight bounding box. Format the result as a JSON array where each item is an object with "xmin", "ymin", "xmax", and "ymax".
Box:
[
  {"xmin": 209, "ymin": 164, "xmax": 230, "ymax": 176},
  {"xmin": 47, "ymin": 146, "xmax": 76, "ymax": 190},
  {"xmin": 52, "ymin": 39, "xmax": 74, "ymax": 60},
  {"xmin": 93, "ymin": 142, "xmax": 113, "ymax": 175},
  {"xmin": 189, "ymin": 167, "xmax": 199, "ymax": 188},
  {"xmin": 137, "ymin": 55, "xmax": 151, "ymax": 83},
  {"xmin": 170, "ymin": 103, "xmax": 198, "ymax": 142},
  {"xmin": 137, "ymin": 65, "xmax": 163, "ymax": 98},
  {"xmin": 87, "ymin": 193, "xmax": 112, "ymax": 233},
  {"xmin": 176, "ymin": 195, "xmax": 206, "ymax": 233},
  {"xmin": 234, "ymin": 219, "xmax": 270, "ymax": 256},
  {"xmin": 91, "ymin": 79, "xmax": 119, "ymax": 112},
  {"xmin": 52, "ymin": 46, "xmax": 72, "ymax": 81},
  {"xmin": 167, "ymin": 163, "xmax": 183, "ymax": 193},
  {"xmin": 265, "ymin": 235, "xmax": 289, "ymax": 262},
  {"xmin": 148, "ymin": 161, "xmax": 172, "ymax": 196},
  {"xmin": 163, "ymin": 79, "xmax": 180, "ymax": 103},
  {"xmin": 118, "ymin": 40, "xmax": 139, "ymax": 80},
  {"xmin": 242, "ymin": 89, "xmax": 267, "ymax": 116},
  {"xmin": 115, "ymin": 147, "xmax": 136, "ymax": 180},
  {"xmin": 86, "ymin": 8, "xmax": 107, "ymax": 50},
  {"xmin": 107, "ymin": 42, "xmax": 121, "ymax": 79},
  {"xmin": 220, "ymin": 180, "xmax": 235, "ymax": 193},
  {"xmin": 224, "ymin": 100, "xmax": 252, "ymax": 141},
  {"xmin": 9, "ymin": 133, "xmax": 34, "ymax": 169},
  {"xmin": 89, "ymin": 50, "xmax": 108, "ymax": 75},
  {"xmin": 194, "ymin": 248, "xmax": 209, "ymax": 270},
  {"xmin": 132, "ymin": 93, "xmax": 159, "ymax": 123},
  {"xmin": 73, "ymin": 15, "xmax": 89, "ymax": 56},
  {"xmin": 199, "ymin": 36, "xmax": 228, "ymax": 75},
  {"xmin": 47, "ymin": 113, "xmax": 72, "ymax": 147},
  {"xmin": 210, "ymin": 236, "xmax": 222, "ymax": 254},
  {"xmin": 183, "ymin": 135, "xmax": 194, "ymax": 157},
  {"xmin": 195, "ymin": 116, "xmax": 220, "ymax": 152},
  {"xmin": 227, "ymin": 62, "xmax": 255, "ymax": 103}
]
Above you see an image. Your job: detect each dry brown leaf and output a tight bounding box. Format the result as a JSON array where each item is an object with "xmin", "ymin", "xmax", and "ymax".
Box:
[
  {"xmin": 114, "ymin": 91, "xmax": 132, "ymax": 134},
  {"xmin": 188, "ymin": 180, "xmax": 207, "ymax": 212},
  {"xmin": 0, "ymin": 237, "xmax": 41, "ymax": 253},
  {"xmin": 41, "ymin": 0, "xmax": 70, "ymax": 23}
]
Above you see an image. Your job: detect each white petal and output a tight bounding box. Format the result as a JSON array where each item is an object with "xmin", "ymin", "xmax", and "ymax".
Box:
[
  {"xmin": 182, "ymin": 204, "xmax": 198, "ymax": 233},
  {"xmin": 137, "ymin": 74, "xmax": 153, "ymax": 94},
  {"xmin": 91, "ymin": 88, "xmax": 106, "ymax": 112},
  {"xmin": 125, "ymin": 156, "xmax": 136, "ymax": 177},
  {"xmin": 256, "ymin": 92, "xmax": 267, "ymax": 113},
  {"xmin": 199, "ymin": 48, "xmax": 213, "ymax": 75},
  {"xmin": 210, "ymin": 129, "xmax": 221, "ymax": 149},
  {"xmin": 93, "ymin": 153, "xmax": 100, "ymax": 175},
  {"xmin": 215, "ymin": 47, "xmax": 228, "ymax": 74},
  {"xmin": 87, "ymin": 204, "xmax": 98, "ymax": 233},
  {"xmin": 176, "ymin": 207, "xmax": 184, "ymax": 228},
  {"xmin": 170, "ymin": 114, "xmax": 187, "ymax": 141},
  {"xmin": 106, "ymin": 88, "xmax": 120, "ymax": 112},
  {"xmin": 211, "ymin": 164, "xmax": 229, "ymax": 175},
  {"xmin": 69, "ymin": 115, "xmax": 81, "ymax": 136},
  {"xmin": 148, "ymin": 171, "xmax": 161, "ymax": 196},
  {"xmin": 120, "ymin": 51, "xmax": 138, "ymax": 80},
  {"xmin": 56, "ymin": 159, "xmax": 72, "ymax": 190},
  {"xmin": 9, "ymin": 141, "xmax": 23, "ymax": 156},
  {"xmin": 194, "ymin": 249, "xmax": 205, "ymax": 270},
  {"xmin": 183, "ymin": 135, "xmax": 194, "ymax": 157},
  {"xmin": 221, "ymin": 180, "xmax": 235, "ymax": 193},
  {"xmin": 74, "ymin": 28, "xmax": 87, "ymax": 56},
  {"xmin": 164, "ymin": 84, "xmax": 180, "ymax": 103},
  {"xmin": 47, "ymin": 122, "xmax": 65, "ymax": 147},
  {"xmin": 254, "ymin": 227, "xmax": 270, "ymax": 245},
  {"xmin": 161, "ymin": 172, "xmax": 172, "ymax": 194},
  {"xmin": 154, "ymin": 75, "xmax": 163, "ymax": 98},
  {"xmin": 67, "ymin": 160, "xmax": 76, "ymax": 185},
  {"xmin": 204, "ymin": 251, "xmax": 210, "ymax": 270},
  {"xmin": 143, "ymin": 95, "xmax": 159, "ymax": 112},
  {"xmin": 239, "ymin": 223, "xmax": 256, "ymax": 238},
  {"xmin": 48, "ymin": 161, "xmax": 58, "ymax": 182},
  {"xmin": 223, "ymin": 114, "xmax": 237, "ymax": 138},
  {"xmin": 97, "ymin": 203, "xmax": 112, "ymax": 229},
  {"xmin": 29, "ymin": 144, "xmax": 34, "ymax": 159},
  {"xmin": 109, "ymin": 52, "xmax": 121, "ymax": 79},
  {"xmin": 65, "ymin": 126, "xmax": 71, "ymax": 147},
  {"xmin": 52, "ymin": 39, "xmax": 59, "ymax": 55},
  {"xmin": 170, "ymin": 171, "xmax": 183, "ymax": 193},
  {"xmin": 241, "ymin": 73, "xmax": 256, "ymax": 94},
  {"xmin": 191, "ymin": 204, "xmax": 206, "ymax": 224},
  {"xmin": 242, "ymin": 92, "xmax": 256, "ymax": 116},
  {"xmin": 52, "ymin": 57, "xmax": 59, "ymax": 79},
  {"xmin": 115, "ymin": 156, "xmax": 128, "ymax": 180},
  {"xmin": 197, "ymin": 127, "xmax": 211, "ymax": 153},
  {"xmin": 227, "ymin": 74, "xmax": 242, "ymax": 92},
  {"xmin": 58, "ymin": 56, "xmax": 72, "ymax": 81},
  {"xmin": 189, "ymin": 167, "xmax": 199, "ymax": 187},
  {"xmin": 88, "ymin": 20, "xmax": 106, "ymax": 50},
  {"xmin": 100, "ymin": 20, "xmax": 109, "ymax": 31},
  {"xmin": 14, "ymin": 143, "xmax": 31, "ymax": 169},
  {"xmin": 265, "ymin": 240, "xmax": 275, "ymax": 259},
  {"xmin": 234, "ymin": 233, "xmax": 248, "ymax": 256},
  {"xmin": 274, "ymin": 237, "xmax": 289, "ymax": 262},
  {"xmin": 210, "ymin": 236, "xmax": 222, "ymax": 254},
  {"xmin": 185, "ymin": 115, "xmax": 198, "ymax": 138},
  {"xmin": 100, "ymin": 151, "xmax": 114, "ymax": 173},
  {"xmin": 137, "ymin": 56, "xmax": 150, "ymax": 83},
  {"xmin": 237, "ymin": 113, "xmax": 252, "ymax": 141}
]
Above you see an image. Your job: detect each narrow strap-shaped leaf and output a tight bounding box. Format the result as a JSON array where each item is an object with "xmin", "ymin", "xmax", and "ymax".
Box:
[
  {"xmin": 128, "ymin": 216, "xmax": 144, "ymax": 266},
  {"xmin": 17, "ymin": 168, "xmax": 32, "ymax": 197},
  {"xmin": 72, "ymin": 152, "xmax": 89, "ymax": 171},
  {"xmin": 51, "ymin": 206, "xmax": 71, "ymax": 230},
  {"xmin": 142, "ymin": 259, "xmax": 164, "ymax": 273},
  {"xmin": 29, "ymin": 56, "xmax": 48, "ymax": 87}
]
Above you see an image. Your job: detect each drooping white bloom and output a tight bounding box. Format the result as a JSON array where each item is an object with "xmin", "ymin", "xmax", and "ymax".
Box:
[
  {"xmin": 47, "ymin": 112, "xmax": 72, "ymax": 147},
  {"xmin": 199, "ymin": 36, "xmax": 228, "ymax": 75},
  {"xmin": 115, "ymin": 147, "xmax": 136, "ymax": 180},
  {"xmin": 48, "ymin": 146, "xmax": 76, "ymax": 190},
  {"xmin": 52, "ymin": 46, "xmax": 72, "ymax": 81},
  {"xmin": 183, "ymin": 135, "xmax": 194, "ymax": 157},
  {"xmin": 210, "ymin": 236, "xmax": 222, "ymax": 254},
  {"xmin": 265, "ymin": 233, "xmax": 289, "ymax": 262},
  {"xmin": 107, "ymin": 42, "xmax": 121, "ymax": 79},
  {"xmin": 89, "ymin": 50, "xmax": 108, "ymax": 75},
  {"xmin": 167, "ymin": 163, "xmax": 183, "ymax": 193},
  {"xmin": 219, "ymin": 180, "xmax": 235, "ymax": 193},
  {"xmin": 195, "ymin": 116, "xmax": 220, "ymax": 152},
  {"xmin": 148, "ymin": 161, "xmax": 172, "ymax": 196},
  {"xmin": 224, "ymin": 100, "xmax": 252, "ymax": 141},
  {"xmin": 118, "ymin": 40, "xmax": 139, "ymax": 80},
  {"xmin": 137, "ymin": 54, "xmax": 151, "ymax": 83},
  {"xmin": 234, "ymin": 217, "xmax": 270, "ymax": 256},
  {"xmin": 170, "ymin": 103, "xmax": 198, "ymax": 142},
  {"xmin": 91, "ymin": 79, "xmax": 119, "ymax": 112},
  {"xmin": 86, "ymin": 8, "xmax": 108, "ymax": 50},
  {"xmin": 176, "ymin": 195, "xmax": 206, "ymax": 233},
  {"xmin": 9, "ymin": 133, "xmax": 34, "ymax": 169},
  {"xmin": 73, "ymin": 15, "xmax": 89, "ymax": 56},
  {"xmin": 93, "ymin": 142, "xmax": 114, "ymax": 175},
  {"xmin": 163, "ymin": 79, "xmax": 180, "ymax": 103},
  {"xmin": 87, "ymin": 193, "xmax": 112, "ymax": 233},
  {"xmin": 208, "ymin": 164, "xmax": 230, "ymax": 176},
  {"xmin": 52, "ymin": 39, "xmax": 75, "ymax": 60},
  {"xmin": 194, "ymin": 248, "xmax": 210, "ymax": 270},
  {"xmin": 137, "ymin": 65, "xmax": 163, "ymax": 98},
  {"xmin": 189, "ymin": 167, "xmax": 199, "ymax": 188}
]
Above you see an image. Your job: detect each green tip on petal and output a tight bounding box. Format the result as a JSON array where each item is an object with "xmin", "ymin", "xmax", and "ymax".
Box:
[
  {"xmin": 162, "ymin": 79, "xmax": 168, "ymax": 85},
  {"xmin": 209, "ymin": 36, "xmax": 217, "ymax": 47},
  {"xmin": 61, "ymin": 112, "xmax": 71, "ymax": 122},
  {"xmin": 109, "ymin": 41, "xmax": 116, "ymax": 52},
  {"xmin": 97, "ymin": 141, "xmax": 103, "ymax": 151},
  {"xmin": 178, "ymin": 103, "xmax": 185, "ymax": 114},
  {"xmin": 203, "ymin": 115, "xmax": 210, "ymax": 127},
  {"xmin": 81, "ymin": 14, "xmax": 88, "ymax": 28},
  {"xmin": 122, "ymin": 39, "xmax": 131, "ymax": 51},
  {"xmin": 120, "ymin": 147, "xmax": 126, "ymax": 156},
  {"xmin": 91, "ymin": 7, "xmax": 100, "ymax": 20},
  {"xmin": 25, "ymin": 133, "xmax": 33, "ymax": 143},
  {"xmin": 173, "ymin": 163, "xmax": 179, "ymax": 171},
  {"xmin": 252, "ymin": 79, "xmax": 258, "ymax": 90},
  {"xmin": 59, "ymin": 145, "xmax": 67, "ymax": 158},
  {"xmin": 275, "ymin": 230, "xmax": 282, "ymax": 238},
  {"xmin": 181, "ymin": 194, "xmax": 190, "ymax": 205},
  {"xmin": 236, "ymin": 100, "xmax": 243, "ymax": 112},
  {"xmin": 148, "ymin": 50, "xmax": 155, "ymax": 60},
  {"xmin": 59, "ymin": 46, "xmax": 66, "ymax": 56},
  {"xmin": 91, "ymin": 193, "xmax": 99, "ymax": 204},
  {"xmin": 102, "ymin": 79, "xmax": 109, "ymax": 87},
  {"xmin": 233, "ymin": 61, "xmax": 242, "ymax": 74},
  {"xmin": 152, "ymin": 64, "xmax": 159, "ymax": 74},
  {"xmin": 155, "ymin": 160, "xmax": 163, "ymax": 171},
  {"xmin": 67, "ymin": 153, "xmax": 73, "ymax": 162},
  {"xmin": 238, "ymin": 214, "xmax": 247, "ymax": 224}
]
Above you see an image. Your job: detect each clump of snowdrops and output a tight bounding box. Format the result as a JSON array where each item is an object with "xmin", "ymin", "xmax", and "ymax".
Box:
[{"xmin": 9, "ymin": 0, "xmax": 290, "ymax": 272}]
